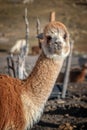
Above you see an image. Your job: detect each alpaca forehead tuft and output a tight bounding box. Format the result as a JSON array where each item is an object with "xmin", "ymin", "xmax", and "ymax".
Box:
[{"xmin": 44, "ymin": 21, "xmax": 69, "ymax": 36}]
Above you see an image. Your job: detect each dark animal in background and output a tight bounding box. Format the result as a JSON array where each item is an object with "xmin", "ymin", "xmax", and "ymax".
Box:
[{"xmin": 56, "ymin": 64, "xmax": 87, "ymax": 83}]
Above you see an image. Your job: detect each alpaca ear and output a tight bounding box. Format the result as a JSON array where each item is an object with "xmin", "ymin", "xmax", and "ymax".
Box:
[{"xmin": 36, "ymin": 33, "xmax": 43, "ymax": 39}]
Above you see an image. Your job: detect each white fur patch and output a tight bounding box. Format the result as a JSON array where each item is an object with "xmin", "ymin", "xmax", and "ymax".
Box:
[
  {"xmin": 21, "ymin": 93, "xmax": 45, "ymax": 130},
  {"xmin": 42, "ymin": 43, "xmax": 70, "ymax": 60},
  {"xmin": 10, "ymin": 39, "xmax": 29, "ymax": 54}
]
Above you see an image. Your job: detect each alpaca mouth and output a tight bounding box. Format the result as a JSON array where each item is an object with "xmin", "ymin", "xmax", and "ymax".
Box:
[{"xmin": 54, "ymin": 49, "xmax": 62, "ymax": 55}]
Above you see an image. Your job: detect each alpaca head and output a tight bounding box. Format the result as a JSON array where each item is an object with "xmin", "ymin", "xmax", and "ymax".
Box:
[{"xmin": 42, "ymin": 21, "xmax": 70, "ymax": 60}]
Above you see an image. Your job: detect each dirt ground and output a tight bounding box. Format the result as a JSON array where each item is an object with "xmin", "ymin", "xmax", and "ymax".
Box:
[
  {"xmin": 31, "ymin": 82, "xmax": 87, "ymax": 130},
  {"xmin": 0, "ymin": 0, "xmax": 87, "ymax": 130}
]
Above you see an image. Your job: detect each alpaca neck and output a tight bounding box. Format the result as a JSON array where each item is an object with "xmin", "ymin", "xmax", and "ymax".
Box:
[
  {"xmin": 21, "ymin": 52, "xmax": 64, "ymax": 129},
  {"xmin": 25, "ymin": 52, "xmax": 64, "ymax": 101}
]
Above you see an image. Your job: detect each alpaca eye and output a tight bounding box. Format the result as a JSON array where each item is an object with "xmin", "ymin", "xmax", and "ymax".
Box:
[
  {"xmin": 47, "ymin": 36, "xmax": 52, "ymax": 43},
  {"xmin": 64, "ymin": 34, "xmax": 67, "ymax": 40}
]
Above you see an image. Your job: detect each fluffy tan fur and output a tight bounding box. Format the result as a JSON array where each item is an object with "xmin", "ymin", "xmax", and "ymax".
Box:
[{"xmin": 0, "ymin": 21, "xmax": 70, "ymax": 130}]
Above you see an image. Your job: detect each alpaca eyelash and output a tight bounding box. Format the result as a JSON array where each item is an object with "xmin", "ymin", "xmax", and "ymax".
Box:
[
  {"xmin": 47, "ymin": 36, "xmax": 52, "ymax": 41},
  {"xmin": 64, "ymin": 34, "xmax": 67, "ymax": 40},
  {"xmin": 47, "ymin": 36, "xmax": 52, "ymax": 43}
]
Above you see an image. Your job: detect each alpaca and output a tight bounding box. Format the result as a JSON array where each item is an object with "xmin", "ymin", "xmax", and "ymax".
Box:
[
  {"xmin": 0, "ymin": 21, "xmax": 70, "ymax": 130},
  {"xmin": 56, "ymin": 64, "xmax": 87, "ymax": 83},
  {"xmin": 10, "ymin": 39, "xmax": 29, "ymax": 55},
  {"xmin": 70, "ymin": 64, "xmax": 87, "ymax": 82},
  {"xmin": 31, "ymin": 46, "xmax": 41, "ymax": 55}
]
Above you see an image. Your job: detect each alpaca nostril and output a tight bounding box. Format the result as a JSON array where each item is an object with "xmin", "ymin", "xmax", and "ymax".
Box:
[
  {"xmin": 55, "ymin": 42, "xmax": 58, "ymax": 45},
  {"xmin": 47, "ymin": 36, "xmax": 52, "ymax": 44},
  {"xmin": 54, "ymin": 42, "xmax": 62, "ymax": 50},
  {"xmin": 55, "ymin": 41, "xmax": 62, "ymax": 46},
  {"xmin": 58, "ymin": 41, "xmax": 62, "ymax": 45},
  {"xmin": 58, "ymin": 42, "xmax": 62, "ymax": 50}
]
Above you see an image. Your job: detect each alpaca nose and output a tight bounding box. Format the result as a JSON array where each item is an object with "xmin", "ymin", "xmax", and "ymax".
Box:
[
  {"xmin": 55, "ymin": 41, "xmax": 62, "ymax": 50},
  {"xmin": 55, "ymin": 41, "xmax": 61, "ymax": 44}
]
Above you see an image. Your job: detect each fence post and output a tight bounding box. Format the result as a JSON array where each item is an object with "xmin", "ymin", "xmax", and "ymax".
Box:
[
  {"xmin": 49, "ymin": 11, "xmax": 55, "ymax": 22},
  {"xmin": 62, "ymin": 41, "xmax": 74, "ymax": 98},
  {"xmin": 17, "ymin": 8, "xmax": 29, "ymax": 79},
  {"xmin": 36, "ymin": 17, "xmax": 41, "ymax": 48},
  {"xmin": 25, "ymin": 8, "xmax": 29, "ymax": 54},
  {"xmin": 7, "ymin": 54, "xmax": 16, "ymax": 77}
]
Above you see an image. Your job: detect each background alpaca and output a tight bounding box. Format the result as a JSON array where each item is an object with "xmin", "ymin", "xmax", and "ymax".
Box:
[
  {"xmin": 0, "ymin": 21, "xmax": 70, "ymax": 130},
  {"xmin": 56, "ymin": 64, "xmax": 87, "ymax": 83},
  {"xmin": 10, "ymin": 39, "xmax": 29, "ymax": 55},
  {"xmin": 70, "ymin": 64, "xmax": 87, "ymax": 82},
  {"xmin": 31, "ymin": 45, "xmax": 41, "ymax": 55}
]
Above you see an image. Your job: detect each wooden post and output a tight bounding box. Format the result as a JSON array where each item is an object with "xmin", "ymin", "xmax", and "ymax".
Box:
[
  {"xmin": 49, "ymin": 11, "xmax": 55, "ymax": 22},
  {"xmin": 62, "ymin": 41, "xmax": 74, "ymax": 98},
  {"xmin": 25, "ymin": 8, "xmax": 29, "ymax": 54},
  {"xmin": 36, "ymin": 17, "xmax": 41, "ymax": 48},
  {"xmin": 7, "ymin": 54, "xmax": 16, "ymax": 77},
  {"xmin": 17, "ymin": 55, "xmax": 24, "ymax": 79},
  {"xmin": 17, "ymin": 8, "xmax": 29, "ymax": 79}
]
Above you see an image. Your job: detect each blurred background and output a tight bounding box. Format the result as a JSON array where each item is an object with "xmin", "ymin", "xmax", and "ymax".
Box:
[{"xmin": 0, "ymin": 0, "xmax": 87, "ymax": 54}]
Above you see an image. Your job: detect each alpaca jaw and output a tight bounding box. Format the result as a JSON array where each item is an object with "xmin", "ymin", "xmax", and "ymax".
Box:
[{"xmin": 42, "ymin": 22, "xmax": 70, "ymax": 60}]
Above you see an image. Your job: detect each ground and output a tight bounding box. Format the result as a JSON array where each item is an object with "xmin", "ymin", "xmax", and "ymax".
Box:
[
  {"xmin": 31, "ymin": 82, "xmax": 87, "ymax": 130},
  {"xmin": 0, "ymin": 0, "xmax": 87, "ymax": 130}
]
